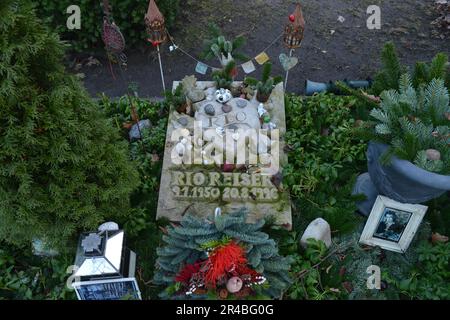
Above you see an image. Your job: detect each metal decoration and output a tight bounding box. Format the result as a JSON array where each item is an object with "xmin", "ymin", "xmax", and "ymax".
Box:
[
  {"xmin": 99, "ymin": 1, "xmax": 145, "ymax": 153},
  {"xmin": 282, "ymin": 3, "xmax": 305, "ymax": 90},
  {"xmin": 283, "ymin": 3, "xmax": 305, "ymax": 49},
  {"xmin": 144, "ymin": 0, "xmax": 167, "ymax": 46},
  {"xmin": 81, "ymin": 233, "xmax": 102, "ymax": 253},
  {"xmin": 145, "ymin": 0, "xmax": 167, "ymax": 92},
  {"xmin": 101, "ymin": 0, "xmax": 127, "ymax": 79}
]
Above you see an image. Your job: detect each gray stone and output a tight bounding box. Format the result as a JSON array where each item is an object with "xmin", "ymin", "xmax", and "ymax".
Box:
[
  {"xmin": 129, "ymin": 119, "xmax": 151, "ymax": 141},
  {"xmin": 187, "ymin": 89, "xmax": 205, "ymax": 103},
  {"xmin": 178, "ymin": 117, "xmax": 188, "ymax": 127},
  {"xmin": 222, "ymin": 104, "xmax": 232, "ymax": 113},
  {"xmin": 236, "ymin": 99, "xmax": 247, "ymax": 108},
  {"xmin": 32, "ymin": 239, "xmax": 59, "ymax": 257},
  {"xmin": 98, "ymin": 221, "xmax": 119, "ymax": 232},
  {"xmin": 204, "ymin": 104, "xmax": 216, "ymax": 116},
  {"xmin": 426, "ymin": 149, "xmax": 441, "ymax": 161},
  {"xmin": 300, "ymin": 218, "xmax": 332, "ymax": 248}
]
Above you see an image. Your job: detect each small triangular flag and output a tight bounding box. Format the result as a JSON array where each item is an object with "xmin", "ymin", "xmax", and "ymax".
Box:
[
  {"xmin": 255, "ymin": 52, "xmax": 270, "ymax": 65},
  {"xmin": 195, "ymin": 61, "xmax": 208, "ymax": 75},
  {"xmin": 241, "ymin": 60, "xmax": 256, "ymax": 74}
]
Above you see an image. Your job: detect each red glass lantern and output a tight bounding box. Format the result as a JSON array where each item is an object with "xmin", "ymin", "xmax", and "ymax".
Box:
[
  {"xmin": 144, "ymin": 0, "xmax": 167, "ymax": 46},
  {"xmin": 283, "ymin": 3, "xmax": 305, "ymax": 49}
]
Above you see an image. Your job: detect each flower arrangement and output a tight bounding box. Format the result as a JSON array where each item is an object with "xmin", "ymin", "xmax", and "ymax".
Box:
[
  {"xmin": 175, "ymin": 239, "xmax": 267, "ymax": 298},
  {"xmin": 153, "ymin": 210, "xmax": 293, "ymax": 300}
]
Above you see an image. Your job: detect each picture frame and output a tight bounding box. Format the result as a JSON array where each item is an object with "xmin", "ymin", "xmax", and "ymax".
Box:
[
  {"xmin": 359, "ymin": 196, "xmax": 427, "ymax": 253},
  {"xmin": 73, "ymin": 277, "xmax": 142, "ymax": 300}
]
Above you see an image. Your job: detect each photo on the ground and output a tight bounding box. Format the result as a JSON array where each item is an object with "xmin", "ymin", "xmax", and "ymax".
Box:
[{"xmin": 373, "ymin": 207, "xmax": 412, "ymax": 243}]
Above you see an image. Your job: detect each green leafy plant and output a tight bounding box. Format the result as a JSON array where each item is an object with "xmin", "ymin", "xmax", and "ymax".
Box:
[
  {"xmin": 244, "ymin": 62, "xmax": 283, "ymax": 102},
  {"xmin": 283, "ymin": 94, "xmax": 366, "ymax": 234},
  {"xmin": 212, "ymin": 61, "xmax": 236, "ymax": 90},
  {"xmin": 34, "ymin": 0, "xmax": 180, "ymax": 52},
  {"xmin": 0, "ymin": 0, "xmax": 139, "ymax": 250},
  {"xmin": 0, "ymin": 242, "xmax": 75, "ymax": 300},
  {"xmin": 287, "ymin": 239, "xmax": 344, "ymax": 300},
  {"xmin": 364, "ymin": 74, "xmax": 450, "ymax": 174},
  {"xmin": 388, "ymin": 241, "xmax": 450, "ymax": 300},
  {"xmin": 201, "ymin": 23, "xmax": 248, "ymax": 64},
  {"xmin": 164, "ymin": 83, "xmax": 187, "ymax": 113}
]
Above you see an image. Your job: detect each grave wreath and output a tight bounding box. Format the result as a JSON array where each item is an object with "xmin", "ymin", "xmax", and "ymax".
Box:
[{"xmin": 153, "ymin": 209, "xmax": 293, "ymax": 299}]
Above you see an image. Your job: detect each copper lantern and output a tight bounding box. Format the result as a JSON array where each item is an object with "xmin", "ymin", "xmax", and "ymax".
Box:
[
  {"xmin": 283, "ymin": 3, "xmax": 305, "ymax": 49},
  {"xmin": 145, "ymin": 0, "xmax": 167, "ymax": 46}
]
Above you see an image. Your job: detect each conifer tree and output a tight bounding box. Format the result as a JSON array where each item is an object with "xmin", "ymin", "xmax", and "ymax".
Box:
[
  {"xmin": 372, "ymin": 42, "xmax": 450, "ymax": 94},
  {"xmin": 0, "ymin": 0, "xmax": 139, "ymax": 249}
]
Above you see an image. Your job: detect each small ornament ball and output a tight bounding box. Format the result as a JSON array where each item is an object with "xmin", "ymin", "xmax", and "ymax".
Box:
[
  {"xmin": 226, "ymin": 277, "xmax": 243, "ymax": 293},
  {"xmin": 289, "ymin": 14, "xmax": 295, "ymax": 22}
]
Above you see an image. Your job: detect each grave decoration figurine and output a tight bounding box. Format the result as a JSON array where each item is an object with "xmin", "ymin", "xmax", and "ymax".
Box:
[
  {"xmin": 282, "ymin": 2, "xmax": 305, "ymax": 89},
  {"xmin": 145, "ymin": 0, "xmax": 168, "ymax": 92},
  {"xmin": 153, "ymin": 209, "xmax": 293, "ymax": 299},
  {"xmin": 72, "ymin": 222, "xmax": 141, "ymax": 300},
  {"xmin": 215, "ymin": 88, "xmax": 232, "ymax": 104},
  {"xmin": 101, "ymin": 0, "xmax": 127, "ymax": 79}
]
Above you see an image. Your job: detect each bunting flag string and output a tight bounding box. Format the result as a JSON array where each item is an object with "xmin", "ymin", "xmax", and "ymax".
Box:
[{"xmin": 165, "ymin": 29, "xmax": 286, "ymax": 76}]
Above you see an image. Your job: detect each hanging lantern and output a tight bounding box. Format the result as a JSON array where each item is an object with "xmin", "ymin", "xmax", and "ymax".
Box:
[
  {"xmin": 72, "ymin": 222, "xmax": 141, "ymax": 300},
  {"xmin": 283, "ymin": 3, "xmax": 305, "ymax": 49},
  {"xmin": 145, "ymin": 0, "xmax": 167, "ymax": 46}
]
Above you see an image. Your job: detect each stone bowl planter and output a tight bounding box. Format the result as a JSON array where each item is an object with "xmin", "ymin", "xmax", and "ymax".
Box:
[{"xmin": 353, "ymin": 141, "xmax": 450, "ymax": 215}]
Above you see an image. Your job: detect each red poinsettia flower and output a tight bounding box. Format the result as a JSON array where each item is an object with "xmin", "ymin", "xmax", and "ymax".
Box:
[{"xmin": 175, "ymin": 261, "xmax": 202, "ymax": 284}]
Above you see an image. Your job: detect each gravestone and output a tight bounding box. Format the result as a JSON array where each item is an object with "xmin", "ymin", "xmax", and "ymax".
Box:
[{"xmin": 157, "ymin": 79, "xmax": 292, "ymax": 228}]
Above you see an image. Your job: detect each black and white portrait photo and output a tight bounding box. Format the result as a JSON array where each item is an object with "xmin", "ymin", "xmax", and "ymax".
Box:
[
  {"xmin": 359, "ymin": 196, "xmax": 427, "ymax": 253},
  {"xmin": 373, "ymin": 208, "xmax": 412, "ymax": 242}
]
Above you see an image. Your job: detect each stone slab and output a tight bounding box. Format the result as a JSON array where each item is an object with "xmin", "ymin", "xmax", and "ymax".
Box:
[{"xmin": 156, "ymin": 81, "xmax": 292, "ymax": 228}]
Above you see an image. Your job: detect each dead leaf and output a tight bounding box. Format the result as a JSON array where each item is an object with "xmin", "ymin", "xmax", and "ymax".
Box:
[
  {"xmin": 123, "ymin": 122, "xmax": 133, "ymax": 129},
  {"xmin": 342, "ymin": 281, "xmax": 353, "ymax": 293},
  {"xmin": 432, "ymin": 232, "xmax": 449, "ymax": 244},
  {"xmin": 389, "ymin": 27, "xmax": 409, "ymax": 35},
  {"xmin": 151, "ymin": 153, "xmax": 160, "ymax": 163},
  {"xmin": 86, "ymin": 56, "xmax": 101, "ymax": 67},
  {"xmin": 158, "ymin": 226, "xmax": 168, "ymax": 234}
]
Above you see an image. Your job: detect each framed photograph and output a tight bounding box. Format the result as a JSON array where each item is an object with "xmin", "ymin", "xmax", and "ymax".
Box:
[
  {"xmin": 73, "ymin": 277, "xmax": 142, "ymax": 300},
  {"xmin": 359, "ymin": 196, "xmax": 427, "ymax": 253}
]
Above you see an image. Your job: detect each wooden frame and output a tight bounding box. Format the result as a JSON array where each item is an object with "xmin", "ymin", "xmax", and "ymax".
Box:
[{"xmin": 359, "ymin": 196, "xmax": 427, "ymax": 253}]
